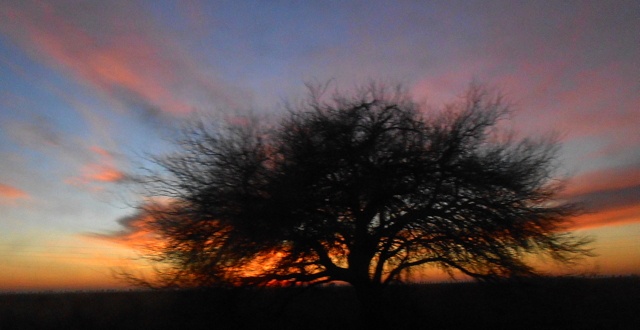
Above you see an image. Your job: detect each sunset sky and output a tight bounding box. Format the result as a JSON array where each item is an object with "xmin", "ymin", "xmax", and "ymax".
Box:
[{"xmin": 0, "ymin": 0, "xmax": 638, "ymax": 291}]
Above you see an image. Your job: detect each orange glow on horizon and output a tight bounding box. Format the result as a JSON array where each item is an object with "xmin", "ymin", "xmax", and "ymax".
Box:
[
  {"xmin": 1, "ymin": 222, "xmax": 637, "ymax": 292},
  {"xmin": 0, "ymin": 236, "xmax": 156, "ymax": 292},
  {"xmin": 84, "ymin": 199, "xmax": 640, "ymax": 290}
]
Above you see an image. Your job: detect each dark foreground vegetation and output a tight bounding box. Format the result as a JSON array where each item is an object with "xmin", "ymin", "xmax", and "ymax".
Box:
[{"xmin": 1, "ymin": 277, "xmax": 638, "ymax": 330}]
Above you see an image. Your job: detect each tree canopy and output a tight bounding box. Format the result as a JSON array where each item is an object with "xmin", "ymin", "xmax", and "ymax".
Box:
[{"xmin": 129, "ymin": 83, "xmax": 591, "ymax": 294}]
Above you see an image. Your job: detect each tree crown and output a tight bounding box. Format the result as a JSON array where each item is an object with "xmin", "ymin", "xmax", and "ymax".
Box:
[{"xmin": 129, "ymin": 83, "xmax": 592, "ymax": 288}]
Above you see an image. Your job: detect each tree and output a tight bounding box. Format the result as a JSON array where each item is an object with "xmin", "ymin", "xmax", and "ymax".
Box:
[{"xmin": 129, "ymin": 82, "xmax": 591, "ymax": 323}]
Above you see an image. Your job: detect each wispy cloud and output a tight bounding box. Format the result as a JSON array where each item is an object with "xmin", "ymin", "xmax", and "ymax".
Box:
[
  {"xmin": 3, "ymin": 115, "xmax": 126, "ymax": 192},
  {"xmin": 565, "ymin": 164, "xmax": 640, "ymax": 199},
  {"xmin": 563, "ymin": 163, "xmax": 640, "ymax": 229},
  {"xmin": 3, "ymin": 115, "xmax": 63, "ymax": 149},
  {"xmin": 66, "ymin": 146, "xmax": 125, "ymax": 189},
  {"xmin": 0, "ymin": 183, "xmax": 28, "ymax": 202},
  {"xmin": 0, "ymin": 0, "xmax": 247, "ymax": 118},
  {"xmin": 89, "ymin": 208, "xmax": 159, "ymax": 250},
  {"xmin": 410, "ymin": 1, "xmax": 638, "ymax": 147}
]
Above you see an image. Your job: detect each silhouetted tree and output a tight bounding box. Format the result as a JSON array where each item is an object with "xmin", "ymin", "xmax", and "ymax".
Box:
[{"xmin": 129, "ymin": 82, "xmax": 592, "ymax": 325}]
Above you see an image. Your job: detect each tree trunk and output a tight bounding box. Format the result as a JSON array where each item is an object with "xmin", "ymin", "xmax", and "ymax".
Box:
[{"xmin": 353, "ymin": 282, "xmax": 387, "ymax": 329}]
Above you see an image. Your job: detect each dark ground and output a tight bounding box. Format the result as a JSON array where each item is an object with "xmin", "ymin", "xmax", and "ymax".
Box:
[{"xmin": 1, "ymin": 277, "xmax": 638, "ymax": 329}]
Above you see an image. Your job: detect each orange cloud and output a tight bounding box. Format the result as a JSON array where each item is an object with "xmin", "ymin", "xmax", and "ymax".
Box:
[
  {"xmin": 83, "ymin": 165, "xmax": 125, "ymax": 183},
  {"xmin": 85, "ymin": 146, "xmax": 125, "ymax": 182},
  {"xmin": 90, "ymin": 208, "xmax": 161, "ymax": 250},
  {"xmin": 570, "ymin": 204, "xmax": 640, "ymax": 230},
  {"xmin": 559, "ymin": 163, "xmax": 640, "ymax": 230},
  {"xmin": 0, "ymin": 1, "xmax": 243, "ymax": 117},
  {"xmin": 66, "ymin": 146, "xmax": 125, "ymax": 189},
  {"xmin": 0, "ymin": 183, "xmax": 28, "ymax": 201}
]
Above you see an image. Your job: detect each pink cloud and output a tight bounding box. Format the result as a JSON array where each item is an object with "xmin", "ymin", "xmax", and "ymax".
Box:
[
  {"xmin": 547, "ymin": 66, "xmax": 638, "ymax": 137},
  {"xmin": 560, "ymin": 163, "xmax": 640, "ymax": 229},
  {"xmin": 0, "ymin": 0, "xmax": 244, "ymax": 116},
  {"xmin": 20, "ymin": 9, "xmax": 188, "ymax": 115},
  {"xmin": 66, "ymin": 146, "xmax": 125, "ymax": 188},
  {"xmin": 410, "ymin": 2, "xmax": 637, "ymax": 151},
  {"xmin": 0, "ymin": 183, "xmax": 28, "ymax": 201},
  {"xmin": 564, "ymin": 164, "xmax": 640, "ymax": 198},
  {"xmin": 412, "ymin": 67, "xmax": 639, "ymax": 232},
  {"xmin": 412, "ymin": 56, "xmax": 639, "ymax": 159},
  {"xmin": 81, "ymin": 165, "xmax": 124, "ymax": 183}
]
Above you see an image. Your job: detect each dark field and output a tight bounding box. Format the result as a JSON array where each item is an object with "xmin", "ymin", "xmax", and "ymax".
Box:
[{"xmin": 1, "ymin": 277, "xmax": 638, "ymax": 330}]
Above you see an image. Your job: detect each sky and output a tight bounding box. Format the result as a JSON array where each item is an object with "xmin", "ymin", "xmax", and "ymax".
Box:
[{"xmin": 0, "ymin": 0, "xmax": 638, "ymax": 291}]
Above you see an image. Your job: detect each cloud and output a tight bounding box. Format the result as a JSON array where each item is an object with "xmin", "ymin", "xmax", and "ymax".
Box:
[
  {"xmin": 570, "ymin": 204, "xmax": 640, "ymax": 230},
  {"xmin": 0, "ymin": 0, "xmax": 247, "ymax": 119},
  {"xmin": 2, "ymin": 114, "xmax": 100, "ymax": 168},
  {"xmin": 563, "ymin": 163, "xmax": 640, "ymax": 229},
  {"xmin": 574, "ymin": 185, "xmax": 640, "ymax": 214},
  {"xmin": 3, "ymin": 115, "xmax": 63, "ymax": 149},
  {"xmin": 409, "ymin": 1, "xmax": 638, "ymax": 145},
  {"xmin": 2, "ymin": 115, "xmax": 127, "ymax": 195},
  {"xmin": 89, "ymin": 208, "xmax": 159, "ymax": 250},
  {"xmin": 564, "ymin": 164, "xmax": 640, "ymax": 198},
  {"xmin": 3, "ymin": 114, "xmax": 125, "ymax": 184},
  {"xmin": 66, "ymin": 146, "xmax": 125, "ymax": 189},
  {"xmin": 76, "ymin": 165, "xmax": 124, "ymax": 184},
  {"xmin": 0, "ymin": 183, "xmax": 28, "ymax": 202}
]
